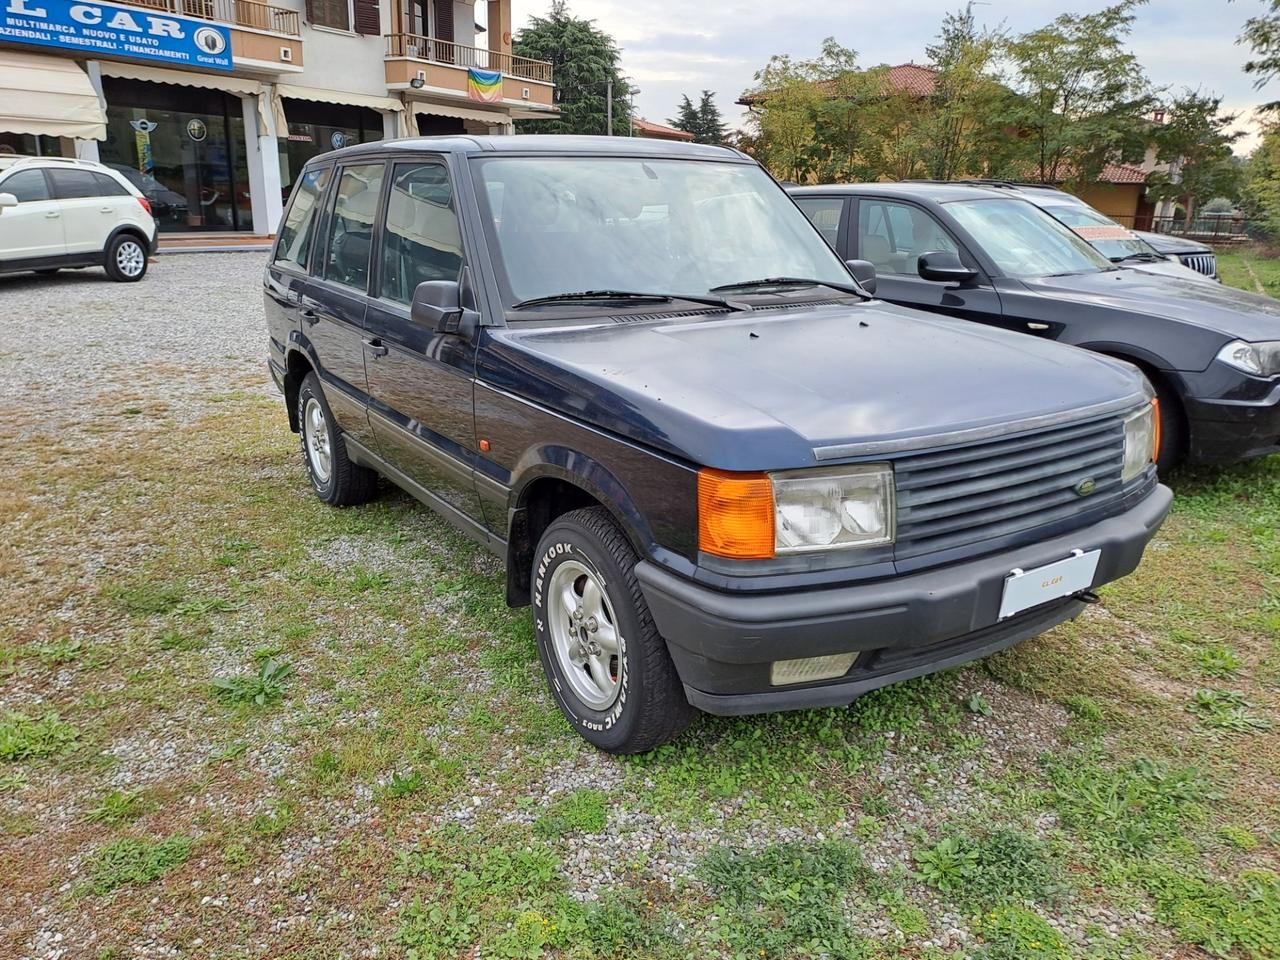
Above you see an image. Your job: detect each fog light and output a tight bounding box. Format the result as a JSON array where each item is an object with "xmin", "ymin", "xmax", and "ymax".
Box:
[{"xmin": 769, "ymin": 653, "xmax": 857, "ymax": 686}]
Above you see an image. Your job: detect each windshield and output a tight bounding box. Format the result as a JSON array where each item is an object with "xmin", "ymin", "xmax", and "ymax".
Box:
[
  {"xmin": 1037, "ymin": 202, "xmax": 1157, "ymax": 261},
  {"xmin": 947, "ymin": 198, "xmax": 1115, "ymax": 278},
  {"xmin": 472, "ymin": 156, "xmax": 853, "ymax": 307}
]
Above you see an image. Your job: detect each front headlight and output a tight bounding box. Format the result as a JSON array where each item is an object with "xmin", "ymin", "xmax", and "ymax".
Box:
[
  {"xmin": 772, "ymin": 464, "xmax": 895, "ymax": 553},
  {"xmin": 1216, "ymin": 339, "xmax": 1280, "ymax": 377},
  {"xmin": 1121, "ymin": 402, "xmax": 1158, "ymax": 483}
]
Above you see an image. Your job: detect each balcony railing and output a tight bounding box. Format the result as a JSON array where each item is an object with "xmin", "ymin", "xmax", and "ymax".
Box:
[
  {"xmin": 120, "ymin": 0, "xmax": 301, "ymax": 37},
  {"xmin": 386, "ymin": 34, "xmax": 553, "ymax": 84}
]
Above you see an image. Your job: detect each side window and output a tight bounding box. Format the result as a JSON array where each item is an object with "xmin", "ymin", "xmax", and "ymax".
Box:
[
  {"xmin": 93, "ymin": 173, "xmax": 130, "ymax": 197},
  {"xmin": 275, "ymin": 166, "xmax": 332, "ymax": 270},
  {"xmin": 47, "ymin": 168, "xmax": 104, "ymax": 200},
  {"xmin": 380, "ymin": 161, "xmax": 464, "ymax": 306},
  {"xmin": 323, "ymin": 162, "xmax": 384, "ymax": 292},
  {"xmin": 1, "ymin": 169, "xmax": 51, "ymax": 202},
  {"xmin": 858, "ymin": 200, "xmax": 958, "ymax": 275},
  {"xmin": 793, "ymin": 197, "xmax": 844, "ymax": 250}
]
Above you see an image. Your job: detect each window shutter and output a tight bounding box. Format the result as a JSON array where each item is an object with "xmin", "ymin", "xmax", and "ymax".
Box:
[
  {"xmin": 304, "ymin": 0, "xmax": 314, "ymax": 22},
  {"xmin": 433, "ymin": 0, "xmax": 453, "ymax": 42},
  {"xmin": 353, "ymin": 0, "xmax": 379, "ymax": 35}
]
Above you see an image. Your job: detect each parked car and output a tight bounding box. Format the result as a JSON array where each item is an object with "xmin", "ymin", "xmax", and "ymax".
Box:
[
  {"xmin": 0, "ymin": 156, "xmax": 157, "ymax": 281},
  {"xmin": 265, "ymin": 137, "xmax": 1170, "ymax": 753},
  {"xmin": 789, "ymin": 182, "xmax": 1280, "ymax": 469},
  {"xmin": 930, "ymin": 181, "xmax": 1215, "ymax": 284},
  {"xmin": 1134, "ymin": 229, "xmax": 1219, "ymax": 281}
]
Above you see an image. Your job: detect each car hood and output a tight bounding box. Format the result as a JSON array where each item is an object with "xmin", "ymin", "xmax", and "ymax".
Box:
[
  {"xmin": 1022, "ymin": 269, "xmax": 1280, "ymax": 342},
  {"xmin": 1133, "ymin": 231, "xmax": 1212, "ymax": 255},
  {"xmin": 1124, "ymin": 259, "xmax": 1217, "ymax": 283},
  {"xmin": 485, "ymin": 300, "xmax": 1148, "ymax": 470}
]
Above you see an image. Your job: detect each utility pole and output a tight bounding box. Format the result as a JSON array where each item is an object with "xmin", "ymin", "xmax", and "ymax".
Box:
[{"xmin": 605, "ymin": 79, "xmax": 613, "ymax": 136}]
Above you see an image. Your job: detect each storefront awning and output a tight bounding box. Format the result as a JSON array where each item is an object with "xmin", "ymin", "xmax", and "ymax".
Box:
[
  {"xmin": 274, "ymin": 85, "xmax": 405, "ymax": 113},
  {"xmin": 0, "ymin": 51, "xmax": 107, "ymax": 141},
  {"xmin": 98, "ymin": 62, "xmax": 264, "ymax": 98},
  {"xmin": 410, "ymin": 99, "xmax": 511, "ymax": 125}
]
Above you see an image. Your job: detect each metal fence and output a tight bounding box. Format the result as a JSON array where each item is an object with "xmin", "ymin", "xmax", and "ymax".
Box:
[
  {"xmin": 118, "ymin": 0, "xmax": 300, "ymax": 35},
  {"xmin": 386, "ymin": 34, "xmax": 554, "ymax": 84},
  {"xmin": 1108, "ymin": 213, "xmax": 1253, "ymax": 242}
]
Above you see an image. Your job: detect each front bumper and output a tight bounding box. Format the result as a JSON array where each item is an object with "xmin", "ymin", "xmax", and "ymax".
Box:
[
  {"xmin": 1184, "ymin": 377, "xmax": 1280, "ymax": 463},
  {"xmin": 637, "ymin": 484, "xmax": 1172, "ymax": 715}
]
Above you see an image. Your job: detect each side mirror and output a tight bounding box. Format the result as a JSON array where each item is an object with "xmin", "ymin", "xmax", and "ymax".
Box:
[
  {"xmin": 918, "ymin": 251, "xmax": 978, "ymax": 284},
  {"xmin": 0, "ymin": 192, "xmax": 17, "ymax": 214},
  {"xmin": 845, "ymin": 259, "xmax": 877, "ymax": 296},
  {"xmin": 410, "ymin": 279, "xmax": 463, "ymax": 333}
]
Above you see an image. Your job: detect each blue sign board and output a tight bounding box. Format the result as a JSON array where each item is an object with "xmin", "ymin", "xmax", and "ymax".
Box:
[{"xmin": 1, "ymin": 0, "xmax": 234, "ymax": 72}]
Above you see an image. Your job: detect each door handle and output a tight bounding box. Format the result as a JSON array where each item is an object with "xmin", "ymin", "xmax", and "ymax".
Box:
[
  {"xmin": 1027, "ymin": 322, "xmax": 1051, "ymax": 331},
  {"xmin": 300, "ymin": 308, "xmax": 319, "ymax": 325},
  {"xmin": 45, "ymin": 211, "xmax": 59, "ymax": 219},
  {"xmin": 363, "ymin": 337, "xmax": 389, "ymax": 357},
  {"xmin": 100, "ymin": 206, "xmax": 113, "ymax": 213}
]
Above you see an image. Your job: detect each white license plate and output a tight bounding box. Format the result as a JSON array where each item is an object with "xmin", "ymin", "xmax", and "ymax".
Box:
[{"xmin": 998, "ymin": 549, "xmax": 1101, "ymax": 620}]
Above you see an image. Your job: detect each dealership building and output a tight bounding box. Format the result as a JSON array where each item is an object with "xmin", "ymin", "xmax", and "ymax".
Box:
[{"xmin": 0, "ymin": 0, "xmax": 556, "ymax": 235}]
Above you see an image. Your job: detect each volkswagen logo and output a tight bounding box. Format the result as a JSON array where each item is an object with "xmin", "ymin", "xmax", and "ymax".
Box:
[{"xmin": 1074, "ymin": 478, "xmax": 1097, "ymax": 497}]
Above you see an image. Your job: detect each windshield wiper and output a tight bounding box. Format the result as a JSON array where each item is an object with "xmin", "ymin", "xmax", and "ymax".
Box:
[
  {"xmin": 512, "ymin": 289, "xmax": 747, "ymax": 311},
  {"xmin": 710, "ymin": 276, "xmax": 869, "ymax": 298},
  {"xmin": 1110, "ymin": 252, "xmax": 1168, "ymax": 264}
]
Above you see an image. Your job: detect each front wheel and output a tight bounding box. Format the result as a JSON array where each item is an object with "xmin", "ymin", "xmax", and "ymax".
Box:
[
  {"xmin": 532, "ymin": 507, "xmax": 696, "ymax": 754},
  {"xmin": 1152, "ymin": 378, "xmax": 1186, "ymax": 474},
  {"xmin": 104, "ymin": 234, "xmax": 148, "ymax": 282}
]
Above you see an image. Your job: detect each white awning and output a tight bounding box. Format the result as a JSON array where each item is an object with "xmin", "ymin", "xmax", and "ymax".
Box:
[
  {"xmin": 410, "ymin": 98, "xmax": 510, "ymax": 124},
  {"xmin": 0, "ymin": 51, "xmax": 107, "ymax": 141},
  {"xmin": 98, "ymin": 61, "xmax": 264, "ymax": 98},
  {"xmin": 275, "ymin": 84, "xmax": 404, "ymax": 113}
]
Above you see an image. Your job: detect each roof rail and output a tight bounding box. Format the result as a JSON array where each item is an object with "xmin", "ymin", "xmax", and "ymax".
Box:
[
  {"xmin": 7, "ymin": 155, "xmax": 102, "ymax": 170},
  {"xmin": 902, "ymin": 178, "xmax": 1065, "ymax": 191}
]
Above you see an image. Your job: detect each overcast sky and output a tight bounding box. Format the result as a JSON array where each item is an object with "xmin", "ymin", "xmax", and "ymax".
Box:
[{"xmin": 510, "ymin": 0, "xmax": 1276, "ymax": 153}]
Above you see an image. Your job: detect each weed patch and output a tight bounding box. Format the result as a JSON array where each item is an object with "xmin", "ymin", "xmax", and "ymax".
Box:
[
  {"xmin": 82, "ymin": 835, "xmax": 193, "ymax": 895},
  {"xmin": 210, "ymin": 657, "xmax": 293, "ymax": 707},
  {"xmin": 0, "ymin": 710, "xmax": 78, "ymax": 761}
]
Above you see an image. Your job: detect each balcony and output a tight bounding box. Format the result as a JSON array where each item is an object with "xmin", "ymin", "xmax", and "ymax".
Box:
[
  {"xmin": 121, "ymin": 0, "xmax": 302, "ymax": 37},
  {"xmin": 386, "ymin": 34, "xmax": 553, "ymax": 85}
]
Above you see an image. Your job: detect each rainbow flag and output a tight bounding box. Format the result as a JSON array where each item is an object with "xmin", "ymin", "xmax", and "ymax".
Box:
[{"xmin": 467, "ymin": 68, "xmax": 502, "ymax": 103}]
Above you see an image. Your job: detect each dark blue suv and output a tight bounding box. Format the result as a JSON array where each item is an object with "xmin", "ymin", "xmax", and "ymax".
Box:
[{"xmin": 265, "ymin": 136, "xmax": 1170, "ymax": 753}]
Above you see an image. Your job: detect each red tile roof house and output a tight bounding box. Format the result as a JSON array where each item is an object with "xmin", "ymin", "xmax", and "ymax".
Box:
[
  {"xmin": 739, "ymin": 63, "xmax": 1167, "ymax": 228},
  {"xmin": 631, "ymin": 118, "xmax": 696, "ymax": 142}
]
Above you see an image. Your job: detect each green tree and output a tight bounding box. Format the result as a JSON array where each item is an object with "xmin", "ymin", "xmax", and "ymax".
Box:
[
  {"xmin": 1239, "ymin": 0, "xmax": 1280, "ymax": 107},
  {"xmin": 513, "ymin": 1, "xmax": 630, "ymax": 135},
  {"xmin": 1147, "ymin": 90, "xmax": 1244, "ymax": 228},
  {"xmin": 696, "ymin": 90, "xmax": 727, "ymax": 145},
  {"xmin": 669, "ymin": 94, "xmax": 700, "ymax": 139},
  {"xmin": 1243, "ymin": 120, "xmax": 1280, "ymax": 236},
  {"xmin": 1002, "ymin": 1, "xmax": 1157, "ymax": 187}
]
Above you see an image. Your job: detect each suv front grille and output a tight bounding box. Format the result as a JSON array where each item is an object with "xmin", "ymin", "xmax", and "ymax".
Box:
[
  {"xmin": 892, "ymin": 415, "xmax": 1127, "ymax": 559},
  {"xmin": 1179, "ymin": 253, "xmax": 1217, "ymax": 277}
]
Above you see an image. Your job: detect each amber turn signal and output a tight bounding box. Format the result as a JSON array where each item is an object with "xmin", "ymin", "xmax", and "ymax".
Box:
[
  {"xmin": 1150, "ymin": 397, "xmax": 1161, "ymax": 465},
  {"xmin": 697, "ymin": 468, "xmax": 775, "ymax": 560}
]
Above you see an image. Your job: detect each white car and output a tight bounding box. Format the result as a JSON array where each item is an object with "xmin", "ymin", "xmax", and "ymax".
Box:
[{"xmin": 0, "ymin": 156, "xmax": 157, "ymax": 282}]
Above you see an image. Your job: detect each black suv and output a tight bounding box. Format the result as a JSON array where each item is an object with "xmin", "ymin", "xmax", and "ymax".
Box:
[
  {"xmin": 265, "ymin": 137, "xmax": 1169, "ymax": 753},
  {"xmin": 790, "ymin": 182, "xmax": 1280, "ymax": 468}
]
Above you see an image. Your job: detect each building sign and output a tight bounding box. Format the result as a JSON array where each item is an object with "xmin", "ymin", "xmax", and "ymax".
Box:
[{"xmin": 1, "ymin": 0, "xmax": 234, "ymax": 72}]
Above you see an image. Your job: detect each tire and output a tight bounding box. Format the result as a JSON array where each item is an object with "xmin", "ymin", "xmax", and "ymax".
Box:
[
  {"xmin": 104, "ymin": 233, "xmax": 148, "ymax": 282},
  {"xmin": 1151, "ymin": 377, "xmax": 1186, "ymax": 474},
  {"xmin": 296, "ymin": 372, "xmax": 378, "ymax": 507},
  {"xmin": 532, "ymin": 506, "xmax": 696, "ymax": 754}
]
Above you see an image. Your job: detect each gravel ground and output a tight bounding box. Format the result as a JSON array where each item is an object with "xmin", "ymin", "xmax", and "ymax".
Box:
[{"xmin": 0, "ymin": 252, "xmax": 273, "ymax": 431}]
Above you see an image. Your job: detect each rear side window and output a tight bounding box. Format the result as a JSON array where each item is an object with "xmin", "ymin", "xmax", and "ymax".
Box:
[
  {"xmin": 793, "ymin": 196, "xmax": 844, "ymax": 250},
  {"xmin": 275, "ymin": 166, "xmax": 332, "ymax": 270},
  {"xmin": 2, "ymin": 169, "xmax": 50, "ymax": 202},
  {"xmin": 380, "ymin": 161, "xmax": 464, "ymax": 306},
  {"xmin": 48, "ymin": 168, "xmax": 106, "ymax": 199},
  {"xmin": 93, "ymin": 172, "xmax": 130, "ymax": 197},
  {"xmin": 323, "ymin": 163, "xmax": 385, "ymax": 292}
]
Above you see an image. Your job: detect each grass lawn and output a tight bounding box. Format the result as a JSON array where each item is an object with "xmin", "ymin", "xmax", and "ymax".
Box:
[
  {"xmin": 2, "ymin": 301, "xmax": 1279, "ymax": 956},
  {"xmin": 1216, "ymin": 245, "xmax": 1280, "ymax": 296}
]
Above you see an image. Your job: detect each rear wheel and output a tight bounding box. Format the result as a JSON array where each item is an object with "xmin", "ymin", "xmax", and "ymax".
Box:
[
  {"xmin": 532, "ymin": 506, "xmax": 695, "ymax": 754},
  {"xmin": 297, "ymin": 372, "xmax": 378, "ymax": 506},
  {"xmin": 104, "ymin": 234, "xmax": 148, "ymax": 282}
]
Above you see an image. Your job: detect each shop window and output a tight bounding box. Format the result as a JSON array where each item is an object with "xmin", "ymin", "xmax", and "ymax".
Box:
[
  {"xmin": 2, "ymin": 169, "xmax": 51, "ymax": 203},
  {"xmin": 323, "ymin": 163, "xmax": 384, "ymax": 291},
  {"xmin": 380, "ymin": 161, "xmax": 463, "ymax": 305},
  {"xmin": 276, "ymin": 166, "xmax": 332, "ymax": 270},
  {"xmin": 309, "ymin": 0, "xmax": 352, "ymax": 31}
]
